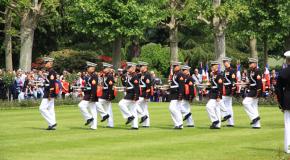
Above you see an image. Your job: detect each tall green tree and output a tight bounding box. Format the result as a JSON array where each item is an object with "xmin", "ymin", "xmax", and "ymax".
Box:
[
  {"xmin": 2, "ymin": 3, "xmax": 13, "ymax": 71},
  {"xmin": 1, "ymin": 0, "xmax": 16, "ymax": 71},
  {"xmin": 67, "ymin": 0, "xmax": 161, "ymax": 69},
  {"xmin": 195, "ymin": 0, "xmax": 248, "ymax": 64},
  {"xmin": 5, "ymin": 0, "xmax": 59, "ymax": 71},
  {"xmin": 230, "ymin": 0, "xmax": 290, "ymax": 64},
  {"xmin": 158, "ymin": 0, "xmax": 199, "ymax": 62}
]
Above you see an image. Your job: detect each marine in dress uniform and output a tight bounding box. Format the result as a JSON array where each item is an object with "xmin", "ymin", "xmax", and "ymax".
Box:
[
  {"xmin": 221, "ymin": 57, "xmax": 236, "ymax": 127},
  {"xmin": 206, "ymin": 61, "xmax": 231, "ymax": 129},
  {"xmin": 78, "ymin": 61, "xmax": 109, "ymax": 130},
  {"xmin": 168, "ymin": 61, "xmax": 185, "ymax": 129},
  {"xmin": 136, "ymin": 61, "xmax": 152, "ymax": 128},
  {"xmin": 39, "ymin": 57, "xmax": 57, "ymax": 130},
  {"xmin": 242, "ymin": 58, "xmax": 262, "ymax": 129},
  {"xmin": 275, "ymin": 51, "xmax": 290, "ymax": 154},
  {"xmin": 119, "ymin": 68, "xmax": 127, "ymax": 95},
  {"xmin": 181, "ymin": 65, "xmax": 195, "ymax": 127},
  {"xmin": 118, "ymin": 62, "xmax": 140, "ymax": 129},
  {"xmin": 96, "ymin": 63, "xmax": 115, "ymax": 128}
]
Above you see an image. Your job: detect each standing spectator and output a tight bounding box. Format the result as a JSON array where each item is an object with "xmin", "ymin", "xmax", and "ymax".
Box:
[
  {"xmin": 192, "ymin": 68, "xmax": 202, "ymax": 101},
  {"xmin": 270, "ymin": 70, "xmax": 277, "ymax": 93},
  {"xmin": 13, "ymin": 70, "xmax": 24, "ymax": 100},
  {"xmin": 0, "ymin": 70, "xmax": 7, "ymax": 100},
  {"xmin": 61, "ymin": 76, "xmax": 70, "ymax": 99},
  {"xmin": 35, "ymin": 70, "xmax": 45, "ymax": 98},
  {"xmin": 240, "ymin": 69, "xmax": 248, "ymax": 98},
  {"xmin": 56, "ymin": 74, "xmax": 62, "ymax": 98}
]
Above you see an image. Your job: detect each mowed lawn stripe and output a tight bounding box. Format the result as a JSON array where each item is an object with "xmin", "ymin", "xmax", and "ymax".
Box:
[{"xmin": 0, "ymin": 103, "xmax": 288, "ymax": 160}]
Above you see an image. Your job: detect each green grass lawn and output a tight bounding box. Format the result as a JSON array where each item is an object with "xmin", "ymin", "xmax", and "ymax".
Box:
[{"xmin": 0, "ymin": 103, "xmax": 289, "ymax": 160}]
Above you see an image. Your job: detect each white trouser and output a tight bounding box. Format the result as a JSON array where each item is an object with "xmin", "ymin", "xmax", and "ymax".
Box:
[
  {"xmin": 78, "ymin": 100, "xmax": 97, "ymax": 130},
  {"xmin": 285, "ymin": 110, "xmax": 290, "ymax": 154},
  {"xmin": 242, "ymin": 97, "xmax": 261, "ymax": 127},
  {"xmin": 222, "ymin": 96, "xmax": 234, "ymax": 125},
  {"xmin": 118, "ymin": 99, "xmax": 138, "ymax": 128},
  {"xmin": 39, "ymin": 98, "xmax": 56, "ymax": 126},
  {"xmin": 169, "ymin": 100, "xmax": 183, "ymax": 127},
  {"xmin": 181, "ymin": 100, "xmax": 194, "ymax": 126},
  {"xmin": 206, "ymin": 99, "xmax": 222, "ymax": 127},
  {"xmin": 97, "ymin": 98, "xmax": 114, "ymax": 127},
  {"xmin": 137, "ymin": 97, "xmax": 150, "ymax": 127},
  {"xmin": 95, "ymin": 101, "xmax": 109, "ymax": 118}
]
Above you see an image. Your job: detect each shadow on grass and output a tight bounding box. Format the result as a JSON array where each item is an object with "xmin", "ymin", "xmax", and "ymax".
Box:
[
  {"xmin": 68, "ymin": 126, "xmax": 100, "ymax": 131},
  {"xmin": 245, "ymin": 147, "xmax": 279, "ymax": 152},
  {"xmin": 25, "ymin": 127, "xmax": 49, "ymax": 130}
]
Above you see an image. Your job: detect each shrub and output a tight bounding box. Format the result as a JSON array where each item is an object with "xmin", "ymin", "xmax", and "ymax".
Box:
[
  {"xmin": 48, "ymin": 49, "xmax": 102, "ymax": 72},
  {"xmin": 134, "ymin": 43, "xmax": 185, "ymax": 76}
]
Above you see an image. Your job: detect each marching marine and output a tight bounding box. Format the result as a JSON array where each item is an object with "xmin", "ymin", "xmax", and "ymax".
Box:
[
  {"xmin": 136, "ymin": 61, "xmax": 152, "ymax": 128},
  {"xmin": 221, "ymin": 57, "xmax": 236, "ymax": 127},
  {"xmin": 275, "ymin": 51, "xmax": 290, "ymax": 154},
  {"xmin": 181, "ymin": 65, "xmax": 195, "ymax": 127},
  {"xmin": 242, "ymin": 58, "xmax": 262, "ymax": 129},
  {"xmin": 96, "ymin": 63, "xmax": 115, "ymax": 128},
  {"xmin": 39, "ymin": 57, "xmax": 57, "ymax": 130},
  {"xmin": 118, "ymin": 62, "xmax": 140, "ymax": 129},
  {"xmin": 168, "ymin": 61, "xmax": 185, "ymax": 129}
]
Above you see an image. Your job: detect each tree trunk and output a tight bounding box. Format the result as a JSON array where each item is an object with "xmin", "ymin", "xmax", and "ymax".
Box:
[
  {"xmin": 249, "ymin": 36, "xmax": 258, "ymax": 59},
  {"xmin": 169, "ymin": 26, "xmax": 178, "ymax": 62},
  {"xmin": 213, "ymin": 0, "xmax": 226, "ymax": 65},
  {"xmin": 214, "ymin": 32, "xmax": 226, "ymax": 63},
  {"xmin": 3, "ymin": 7, "xmax": 13, "ymax": 71},
  {"xmin": 19, "ymin": 1, "xmax": 42, "ymax": 71},
  {"xmin": 263, "ymin": 37, "xmax": 268, "ymax": 66},
  {"xmin": 168, "ymin": 0, "xmax": 178, "ymax": 62},
  {"xmin": 112, "ymin": 37, "xmax": 122, "ymax": 70},
  {"xmin": 20, "ymin": 12, "xmax": 37, "ymax": 71}
]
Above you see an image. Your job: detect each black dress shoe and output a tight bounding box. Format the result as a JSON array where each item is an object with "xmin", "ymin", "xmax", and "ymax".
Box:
[
  {"xmin": 101, "ymin": 114, "xmax": 110, "ymax": 122},
  {"xmin": 174, "ymin": 125, "xmax": 183, "ymax": 129},
  {"xmin": 85, "ymin": 118, "xmax": 94, "ymax": 126},
  {"xmin": 226, "ymin": 125, "xmax": 234, "ymax": 127},
  {"xmin": 46, "ymin": 126, "xmax": 56, "ymax": 130},
  {"xmin": 130, "ymin": 127, "xmax": 139, "ymax": 130},
  {"xmin": 212, "ymin": 120, "xmax": 219, "ymax": 126},
  {"xmin": 125, "ymin": 116, "xmax": 135, "ymax": 125},
  {"xmin": 250, "ymin": 117, "xmax": 261, "ymax": 125},
  {"xmin": 210, "ymin": 121, "xmax": 220, "ymax": 129},
  {"xmin": 187, "ymin": 125, "xmax": 195, "ymax": 128},
  {"xmin": 139, "ymin": 115, "xmax": 148, "ymax": 124},
  {"xmin": 183, "ymin": 112, "xmax": 192, "ymax": 121},
  {"xmin": 210, "ymin": 126, "xmax": 220, "ymax": 129},
  {"xmin": 222, "ymin": 115, "xmax": 232, "ymax": 122}
]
